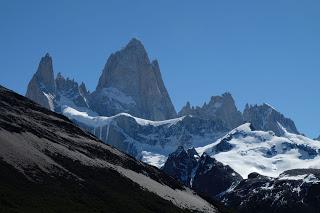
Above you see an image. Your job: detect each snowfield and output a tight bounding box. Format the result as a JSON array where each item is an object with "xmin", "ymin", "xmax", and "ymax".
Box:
[
  {"xmin": 62, "ymin": 106, "xmax": 320, "ymax": 179},
  {"xmin": 197, "ymin": 123, "xmax": 320, "ymax": 178},
  {"xmin": 62, "ymin": 106, "xmax": 185, "ymax": 128},
  {"xmin": 62, "ymin": 107, "xmax": 225, "ymax": 168}
]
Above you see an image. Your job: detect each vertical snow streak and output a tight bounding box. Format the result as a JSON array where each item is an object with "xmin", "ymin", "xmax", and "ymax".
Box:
[{"xmin": 106, "ymin": 124, "xmax": 110, "ymax": 143}]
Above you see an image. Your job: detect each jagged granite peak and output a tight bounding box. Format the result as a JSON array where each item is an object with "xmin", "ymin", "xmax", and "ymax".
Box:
[
  {"xmin": 34, "ymin": 53, "xmax": 55, "ymax": 92},
  {"xmin": 243, "ymin": 103, "xmax": 299, "ymax": 136},
  {"xmin": 163, "ymin": 147, "xmax": 242, "ymax": 200},
  {"xmin": 179, "ymin": 92, "xmax": 243, "ymax": 129},
  {"xmin": 162, "ymin": 146, "xmax": 199, "ymax": 186},
  {"xmin": 79, "ymin": 81, "xmax": 89, "ymax": 96},
  {"xmin": 26, "ymin": 53, "xmax": 56, "ymax": 110},
  {"xmin": 187, "ymin": 147, "xmax": 200, "ymax": 160},
  {"xmin": 192, "ymin": 153, "xmax": 242, "ymax": 198},
  {"xmin": 96, "ymin": 38, "xmax": 151, "ymax": 90},
  {"xmin": 54, "ymin": 72, "xmax": 90, "ymax": 110},
  {"xmin": 26, "ymin": 55, "xmax": 90, "ymax": 112},
  {"xmin": 90, "ymin": 38, "xmax": 177, "ymax": 120}
]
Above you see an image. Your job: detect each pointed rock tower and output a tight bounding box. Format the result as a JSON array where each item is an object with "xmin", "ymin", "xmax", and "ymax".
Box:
[
  {"xmin": 90, "ymin": 38, "xmax": 177, "ymax": 120},
  {"xmin": 26, "ymin": 53, "xmax": 56, "ymax": 110},
  {"xmin": 26, "ymin": 54, "xmax": 90, "ymax": 112}
]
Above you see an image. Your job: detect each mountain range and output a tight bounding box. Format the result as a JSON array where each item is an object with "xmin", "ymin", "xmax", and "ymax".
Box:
[
  {"xmin": 15, "ymin": 38, "xmax": 320, "ymax": 212},
  {"xmin": 0, "ymin": 85, "xmax": 219, "ymax": 212}
]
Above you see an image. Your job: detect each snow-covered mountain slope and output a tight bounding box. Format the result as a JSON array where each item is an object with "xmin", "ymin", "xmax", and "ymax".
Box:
[
  {"xmin": 62, "ymin": 105, "xmax": 320, "ymax": 180},
  {"xmin": 62, "ymin": 106, "xmax": 228, "ymax": 168},
  {"xmin": 161, "ymin": 143, "xmax": 320, "ymax": 212},
  {"xmin": 0, "ymin": 85, "xmax": 219, "ymax": 213},
  {"xmin": 196, "ymin": 123, "xmax": 320, "ymax": 178}
]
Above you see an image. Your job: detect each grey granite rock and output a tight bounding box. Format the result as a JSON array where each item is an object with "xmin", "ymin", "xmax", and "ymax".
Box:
[
  {"xmin": 90, "ymin": 38, "xmax": 177, "ymax": 120},
  {"xmin": 54, "ymin": 72, "xmax": 90, "ymax": 112},
  {"xmin": 222, "ymin": 169, "xmax": 320, "ymax": 213},
  {"xmin": 26, "ymin": 53, "xmax": 55, "ymax": 110},
  {"xmin": 179, "ymin": 92, "xmax": 243, "ymax": 129},
  {"xmin": 192, "ymin": 153, "xmax": 242, "ymax": 198},
  {"xmin": 243, "ymin": 103, "xmax": 299, "ymax": 136},
  {"xmin": 26, "ymin": 54, "xmax": 90, "ymax": 112},
  {"xmin": 162, "ymin": 146, "xmax": 199, "ymax": 186},
  {"xmin": 163, "ymin": 147, "xmax": 242, "ymax": 199}
]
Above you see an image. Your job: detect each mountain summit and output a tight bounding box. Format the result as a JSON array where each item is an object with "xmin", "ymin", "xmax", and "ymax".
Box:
[
  {"xmin": 178, "ymin": 93, "xmax": 243, "ymax": 129},
  {"xmin": 25, "ymin": 55, "xmax": 90, "ymax": 113},
  {"xmin": 91, "ymin": 38, "xmax": 177, "ymax": 120},
  {"xmin": 25, "ymin": 53, "xmax": 55, "ymax": 110},
  {"xmin": 26, "ymin": 39, "xmax": 177, "ymax": 121},
  {"xmin": 243, "ymin": 103, "xmax": 299, "ymax": 136}
]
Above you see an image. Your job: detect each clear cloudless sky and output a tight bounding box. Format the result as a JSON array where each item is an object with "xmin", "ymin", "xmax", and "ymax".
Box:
[{"xmin": 1, "ymin": 0, "xmax": 320, "ymax": 137}]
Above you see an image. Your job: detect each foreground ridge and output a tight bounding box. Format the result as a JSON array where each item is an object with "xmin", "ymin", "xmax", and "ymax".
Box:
[{"xmin": 1, "ymin": 85, "xmax": 218, "ymax": 213}]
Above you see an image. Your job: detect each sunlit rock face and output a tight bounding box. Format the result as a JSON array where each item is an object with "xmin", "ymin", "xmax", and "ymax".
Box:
[
  {"xmin": 243, "ymin": 103, "xmax": 299, "ymax": 136},
  {"xmin": 26, "ymin": 54, "xmax": 90, "ymax": 112},
  {"xmin": 179, "ymin": 92, "xmax": 243, "ymax": 129},
  {"xmin": 90, "ymin": 38, "xmax": 177, "ymax": 120},
  {"xmin": 26, "ymin": 53, "xmax": 56, "ymax": 110}
]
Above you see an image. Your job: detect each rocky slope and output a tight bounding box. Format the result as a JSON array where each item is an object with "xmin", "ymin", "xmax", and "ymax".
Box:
[
  {"xmin": 0, "ymin": 85, "xmax": 219, "ymax": 213},
  {"xmin": 163, "ymin": 147, "xmax": 242, "ymax": 199},
  {"xmin": 162, "ymin": 145, "xmax": 320, "ymax": 212},
  {"xmin": 162, "ymin": 146, "xmax": 200, "ymax": 186},
  {"xmin": 222, "ymin": 169, "xmax": 320, "ymax": 213}
]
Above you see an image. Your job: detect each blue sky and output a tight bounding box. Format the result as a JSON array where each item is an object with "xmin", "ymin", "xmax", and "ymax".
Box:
[{"xmin": 1, "ymin": 0, "xmax": 320, "ymax": 137}]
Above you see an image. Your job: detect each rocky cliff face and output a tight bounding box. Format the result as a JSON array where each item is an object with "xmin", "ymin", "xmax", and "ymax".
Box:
[
  {"xmin": 25, "ymin": 55, "xmax": 91, "ymax": 113},
  {"xmin": 192, "ymin": 153, "xmax": 242, "ymax": 198},
  {"xmin": 243, "ymin": 103, "xmax": 299, "ymax": 136},
  {"xmin": 27, "ymin": 39, "xmax": 176, "ymax": 121},
  {"xmin": 162, "ymin": 146, "xmax": 199, "ymax": 186},
  {"xmin": 54, "ymin": 72, "xmax": 90, "ymax": 113},
  {"xmin": 90, "ymin": 38, "xmax": 177, "ymax": 120},
  {"xmin": 179, "ymin": 95, "xmax": 299, "ymax": 136},
  {"xmin": 163, "ymin": 147, "xmax": 242, "ymax": 199},
  {"xmin": 222, "ymin": 169, "xmax": 320, "ymax": 213},
  {"xmin": 179, "ymin": 93, "xmax": 243, "ymax": 129},
  {"xmin": 25, "ymin": 53, "xmax": 56, "ymax": 110}
]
